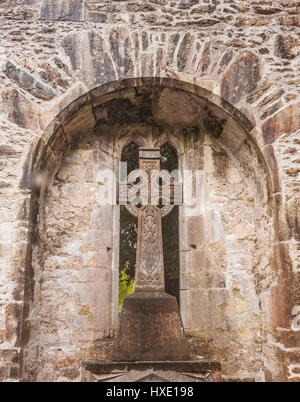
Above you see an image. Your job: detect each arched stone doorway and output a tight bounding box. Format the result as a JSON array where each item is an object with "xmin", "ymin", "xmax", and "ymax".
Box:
[{"xmin": 19, "ymin": 78, "xmax": 287, "ymax": 382}]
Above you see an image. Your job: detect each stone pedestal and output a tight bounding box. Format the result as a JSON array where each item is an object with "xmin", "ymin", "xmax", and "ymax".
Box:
[
  {"xmin": 112, "ymin": 292, "xmax": 189, "ymax": 361},
  {"xmin": 81, "ymin": 292, "xmax": 222, "ymax": 382},
  {"xmin": 81, "ymin": 360, "xmax": 222, "ymax": 382}
]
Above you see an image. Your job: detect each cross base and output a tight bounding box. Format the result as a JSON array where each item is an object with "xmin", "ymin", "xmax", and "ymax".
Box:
[
  {"xmin": 112, "ymin": 292, "xmax": 189, "ymax": 362},
  {"xmin": 81, "ymin": 360, "xmax": 222, "ymax": 382}
]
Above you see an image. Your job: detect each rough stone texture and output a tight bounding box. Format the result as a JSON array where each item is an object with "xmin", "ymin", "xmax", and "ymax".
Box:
[
  {"xmin": 40, "ymin": 0, "xmax": 85, "ymax": 22},
  {"xmin": 3, "ymin": 61, "xmax": 56, "ymax": 100},
  {"xmin": 221, "ymin": 51, "xmax": 261, "ymax": 105},
  {"xmin": 0, "ymin": 0, "xmax": 298, "ymax": 382}
]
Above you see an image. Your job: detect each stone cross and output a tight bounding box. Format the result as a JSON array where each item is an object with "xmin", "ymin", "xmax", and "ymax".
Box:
[
  {"xmin": 120, "ymin": 147, "xmax": 180, "ymax": 292},
  {"xmin": 114, "ymin": 149, "xmax": 188, "ymax": 361}
]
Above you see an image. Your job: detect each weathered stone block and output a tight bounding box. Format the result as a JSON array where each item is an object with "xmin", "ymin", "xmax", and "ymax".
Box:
[
  {"xmin": 177, "ymin": 32, "xmax": 193, "ymax": 72},
  {"xmin": 153, "ymin": 88, "xmax": 204, "ymax": 127},
  {"xmin": 1, "ymin": 89, "xmax": 51, "ymax": 131},
  {"xmin": 221, "ymin": 51, "xmax": 261, "ymax": 105},
  {"xmin": 286, "ymin": 197, "xmax": 300, "ymax": 241},
  {"xmin": 3, "ymin": 61, "xmax": 55, "ymax": 100},
  {"xmin": 40, "ymin": 0, "xmax": 84, "ymax": 22},
  {"xmin": 262, "ymin": 103, "xmax": 300, "ymax": 144},
  {"xmin": 113, "ymin": 292, "xmax": 189, "ymax": 361},
  {"xmin": 62, "ymin": 31, "xmax": 117, "ymax": 89}
]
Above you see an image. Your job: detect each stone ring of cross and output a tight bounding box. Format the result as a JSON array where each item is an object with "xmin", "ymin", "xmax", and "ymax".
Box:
[{"xmin": 126, "ymin": 169, "xmax": 175, "ymax": 218}]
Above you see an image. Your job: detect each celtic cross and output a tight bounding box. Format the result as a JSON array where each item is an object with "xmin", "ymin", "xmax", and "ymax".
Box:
[{"xmin": 120, "ymin": 147, "xmax": 180, "ymax": 292}]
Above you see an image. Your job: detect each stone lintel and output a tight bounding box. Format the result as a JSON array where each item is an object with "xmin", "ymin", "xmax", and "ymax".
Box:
[
  {"xmin": 139, "ymin": 148, "xmax": 161, "ymax": 159},
  {"xmin": 81, "ymin": 359, "xmax": 222, "ymax": 382},
  {"xmin": 82, "ymin": 360, "xmax": 221, "ymax": 374}
]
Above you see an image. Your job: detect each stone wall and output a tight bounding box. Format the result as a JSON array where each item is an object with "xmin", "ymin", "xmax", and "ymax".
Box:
[{"xmin": 0, "ymin": 0, "xmax": 299, "ymax": 381}]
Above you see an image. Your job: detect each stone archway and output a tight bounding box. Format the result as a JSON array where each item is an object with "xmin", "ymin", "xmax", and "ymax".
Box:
[{"xmin": 17, "ymin": 78, "xmax": 291, "ymax": 381}]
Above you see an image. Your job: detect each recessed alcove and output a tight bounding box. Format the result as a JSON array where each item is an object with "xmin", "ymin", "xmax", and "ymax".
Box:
[{"xmin": 20, "ymin": 79, "xmax": 280, "ymax": 382}]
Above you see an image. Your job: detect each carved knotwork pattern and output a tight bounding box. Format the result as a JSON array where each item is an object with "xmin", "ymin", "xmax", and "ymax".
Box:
[
  {"xmin": 139, "ymin": 208, "xmax": 161, "ymax": 282},
  {"xmin": 142, "ymin": 160, "xmax": 159, "ymax": 203},
  {"xmin": 142, "ymin": 161, "xmax": 159, "ymax": 174}
]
